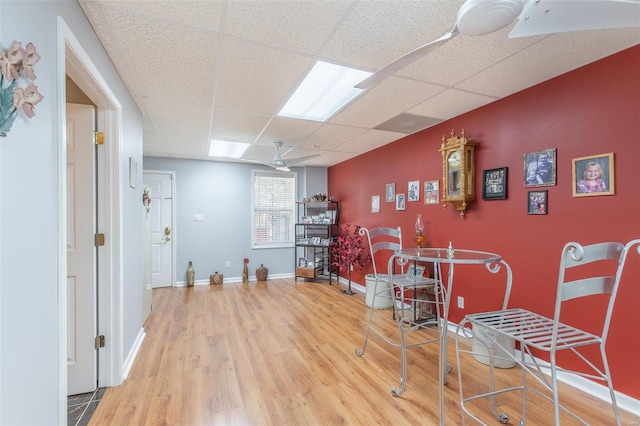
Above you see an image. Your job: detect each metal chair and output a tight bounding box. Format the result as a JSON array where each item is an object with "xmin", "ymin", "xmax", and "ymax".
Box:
[
  {"xmin": 356, "ymin": 226, "xmax": 438, "ymax": 396},
  {"xmin": 455, "ymin": 240, "xmax": 640, "ymax": 425}
]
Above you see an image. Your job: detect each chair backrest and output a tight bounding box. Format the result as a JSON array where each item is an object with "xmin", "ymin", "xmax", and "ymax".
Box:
[
  {"xmin": 359, "ymin": 227, "xmax": 402, "ymax": 277},
  {"xmin": 553, "ymin": 240, "xmax": 639, "ymax": 341}
]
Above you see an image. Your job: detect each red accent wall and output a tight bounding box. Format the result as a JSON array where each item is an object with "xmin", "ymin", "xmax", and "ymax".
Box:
[{"xmin": 328, "ymin": 45, "xmax": 640, "ymax": 398}]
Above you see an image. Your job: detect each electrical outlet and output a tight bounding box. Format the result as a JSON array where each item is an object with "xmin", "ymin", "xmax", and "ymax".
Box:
[
  {"xmin": 193, "ymin": 214, "xmax": 204, "ymax": 221},
  {"xmin": 225, "ymin": 260, "xmax": 231, "ymax": 268},
  {"xmin": 457, "ymin": 296, "xmax": 464, "ymax": 309}
]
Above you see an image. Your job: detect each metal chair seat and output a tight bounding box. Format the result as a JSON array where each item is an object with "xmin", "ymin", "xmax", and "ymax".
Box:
[
  {"xmin": 455, "ymin": 240, "xmax": 640, "ymax": 426},
  {"xmin": 465, "ymin": 308, "xmax": 601, "ymax": 351}
]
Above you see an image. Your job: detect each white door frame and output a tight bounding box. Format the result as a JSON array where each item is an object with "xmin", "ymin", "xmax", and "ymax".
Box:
[
  {"xmin": 143, "ymin": 170, "xmax": 177, "ymax": 288},
  {"xmin": 57, "ymin": 17, "xmax": 124, "ymax": 423}
]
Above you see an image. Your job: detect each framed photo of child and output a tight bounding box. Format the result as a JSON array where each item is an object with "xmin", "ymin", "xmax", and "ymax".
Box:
[{"xmin": 572, "ymin": 152, "xmax": 615, "ymax": 197}]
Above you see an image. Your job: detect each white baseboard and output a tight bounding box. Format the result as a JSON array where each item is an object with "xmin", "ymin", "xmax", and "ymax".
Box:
[
  {"xmin": 122, "ymin": 328, "xmax": 146, "ymax": 380},
  {"xmin": 175, "ymin": 272, "xmax": 296, "ymax": 287}
]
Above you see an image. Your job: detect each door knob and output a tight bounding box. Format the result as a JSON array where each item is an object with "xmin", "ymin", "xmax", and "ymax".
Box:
[{"xmin": 164, "ymin": 227, "xmax": 171, "ymax": 235}]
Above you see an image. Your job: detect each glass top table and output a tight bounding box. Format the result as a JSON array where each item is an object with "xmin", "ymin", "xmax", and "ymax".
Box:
[
  {"xmin": 395, "ymin": 248, "xmax": 502, "ymax": 264},
  {"xmin": 389, "ymin": 247, "xmax": 510, "ymax": 426}
]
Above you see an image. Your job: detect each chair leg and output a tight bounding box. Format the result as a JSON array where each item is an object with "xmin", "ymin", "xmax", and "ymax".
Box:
[
  {"xmin": 355, "ymin": 280, "xmax": 380, "ymax": 358},
  {"xmin": 602, "ymin": 349, "xmax": 621, "ymax": 426},
  {"xmin": 392, "ymin": 318, "xmax": 407, "ymax": 397}
]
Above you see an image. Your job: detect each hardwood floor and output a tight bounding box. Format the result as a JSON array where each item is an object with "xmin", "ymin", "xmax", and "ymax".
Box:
[{"xmin": 89, "ymin": 278, "xmax": 638, "ymax": 425}]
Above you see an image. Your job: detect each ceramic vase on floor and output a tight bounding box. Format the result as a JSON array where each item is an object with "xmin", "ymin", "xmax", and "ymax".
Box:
[
  {"xmin": 242, "ymin": 258, "xmax": 249, "ymax": 283},
  {"xmin": 187, "ymin": 261, "xmax": 195, "ymax": 287},
  {"xmin": 210, "ymin": 271, "xmax": 223, "ymax": 285},
  {"xmin": 256, "ymin": 264, "xmax": 268, "ymax": 281}
]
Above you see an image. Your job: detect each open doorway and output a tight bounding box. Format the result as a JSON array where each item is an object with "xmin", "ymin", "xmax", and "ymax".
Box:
[{"xmin": 58, "ymin": 17, "xmax": 124, "ymax": 424}]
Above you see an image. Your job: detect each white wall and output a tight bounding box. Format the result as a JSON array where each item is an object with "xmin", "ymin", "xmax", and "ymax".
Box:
[
  {"xmin": 0, "ymin": 1, "xmax": 144, "ymax": 424},
  {"xmin": 144, "ymin": 157, "xmax": 327, "ymax": 281}
]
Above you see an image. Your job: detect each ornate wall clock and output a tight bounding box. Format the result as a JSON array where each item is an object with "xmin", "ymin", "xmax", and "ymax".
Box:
[{"xmin": 439, "ymin": 129, "xmax": 478, "ymax": 218}]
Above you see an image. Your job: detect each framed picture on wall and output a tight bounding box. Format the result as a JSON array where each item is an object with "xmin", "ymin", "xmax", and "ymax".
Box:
[
  {"xmin": 524, "ymin": 148, "xmax": 556, "ymax": 187},
  {"xmin": 424, "ymin": 180, "xmax": 439, "ymax": 205},
  {"xmin": 371, "ymin": 195, "xmax": 380, "ymax": 213},
  {"xmin": 527, "ymin": 190, "xmax": 548, "ymax": 215},
  {"xmin": 572, "ymin": 152, "xmax": 615, "ymax": 197},
  {"xmin": 482, "ymin": 167, "xmax": 508, "ymax": 200},
  {"xmin": 385, "ymin": 183, "xmax": 396, "ymax": 202},
  {"xmin": 395, "ymin": 194, "xmax": 406, "ymax": 211},
  {"xmin": 408, "ymin": 180, "xmax": 420, "ymax": 202}
]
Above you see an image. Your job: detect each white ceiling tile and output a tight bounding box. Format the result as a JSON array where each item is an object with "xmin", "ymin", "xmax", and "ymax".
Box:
[
  {"xmin": 334, "ymin": 129, "xmax": 406, "ymax": 153},
  {"xmin": 225, "ymin": 1, "xmax": 352, "ymax": 54},
  {"xmin": 254, "ymin": 116, "xmax": 322, "ymax": 147},
  {"xmin": 320, "ymin": 1, "xmax": 463, "ymax": 70},
  {"xmin": 210, "ymin": 109, "xmax": 271, "ymax": 144},
  {"xmin": 142, "ymin": 99, "xmax": 211, "ymax": 139},
  {"xmin": 408, "ymin": 89, "xmax": 498, "ymax": 120},
  {"xmin": 297, "ymin": 124, "xmax": 367, "ymax": 150},
  {"xmin": 78, "ymin": 0, "xmax": 640, "ymax": 166},
  {"xmin": 216, "ymin": 37, "xmax": 313, "ymax": 115},
  {"xmin": 330, "ymin": 76, "xmax": 445, "ymax": 128},
  {"xmin": 306, "ymin": 150, "xmax": 360, "ymax": 167},
  {"xmin": 398, "ymin": 25, "xmax": 545, "ymax": 88},
  {"xmin": 93, "ymin": 7, "xmax": 218, "ymax": 104},
  {"xmin": 94, "ymin": 0, "xmax": 223, "ymax": 31},
  {"xmin": 458, "ymin": 28, "xmax": 640, "ymax": 98}
]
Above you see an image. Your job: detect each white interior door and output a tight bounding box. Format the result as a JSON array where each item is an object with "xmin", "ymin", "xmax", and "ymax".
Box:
[
  {"xmin": 66, "ymin": 103, "xmax": 97, "ymax": 395},
  {"xmin": 143, "ymin": 172, "xmax": 174, "ymax": 288}
]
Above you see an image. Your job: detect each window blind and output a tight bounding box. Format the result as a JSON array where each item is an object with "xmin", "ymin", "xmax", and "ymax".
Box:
[{"xmin": 252, "ymin": 170, "xmax": 296, "ymax": 248}]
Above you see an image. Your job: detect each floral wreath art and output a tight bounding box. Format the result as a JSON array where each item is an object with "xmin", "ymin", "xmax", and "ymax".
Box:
[
  {"xmin": 0, "ymin": 40, "xmax": 43, "ymax": 137},
  {"xmin": 143, "ymin": 186, "xmax": 151, "ymax": 212}
]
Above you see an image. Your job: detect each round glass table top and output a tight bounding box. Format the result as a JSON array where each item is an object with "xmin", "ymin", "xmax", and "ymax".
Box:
[{"xmin": 395, "ymin": 248, "xmax": 501, "ymax": 264}]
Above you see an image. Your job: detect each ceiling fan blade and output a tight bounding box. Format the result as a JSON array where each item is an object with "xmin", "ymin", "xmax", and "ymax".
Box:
[
  {"xmin": 509, "ymin": 0, "xmax": 640, "ymax": 38},
  {"xmin": 354, "ymin": 29, "xmax": 458, "ymax": 90},
  {"xmin": 265, "ymin": 163, "xmax": 290, "ymax": 171}
]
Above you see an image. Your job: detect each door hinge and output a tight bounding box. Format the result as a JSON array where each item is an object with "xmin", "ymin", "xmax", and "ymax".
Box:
[
  {"xmin": 95, "ymin": 335, "xmax": 105, "ymax": 349},
  {"xmin": 93, "ymin": 131, "xmax": 104, "ymax": 145},
  {"xmin": 94, "ymin": 233, "xmax": 105, "ymax": 247}
]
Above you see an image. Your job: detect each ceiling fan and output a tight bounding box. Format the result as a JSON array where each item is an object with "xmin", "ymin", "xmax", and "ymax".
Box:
[
  {"xmin": 259, "ymin": 141, "xmax": 320, "ymax": 172},
  {"xmin": 356, "ymin": 0, "xmax": 640, "ymax": 90}
]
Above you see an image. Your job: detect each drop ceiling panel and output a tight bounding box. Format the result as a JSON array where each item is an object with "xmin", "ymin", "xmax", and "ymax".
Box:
[
  {"xmin": 99, "ymin": 0, "xmax": 223, "ymax": 30},
  {"xmin": 399, "ymin": 26, "xmax": 546, "ymax": 89},
  {"xmin": 320, "ymin": 1, "xmax": 463, "ymax": 70},
  {"xmin": 335, "ymin": 129, "xmax": 406, "ymax": 153},
  {"xmin": 254, "ymin": 116, "xmax": 323, "ymax": 146},
  {"xmin": 458, "ymin": 27, "xmax": 640, "ymax": 98},
  {"xmin": 242, "ymin": 143, "xmax": 278, "ymax": 162},
  {"xmin": 409, "ymin": 88, "xmax": 498, "ymax": 120},
  {"xmin": 92, "ymin": 7, "xmax": 218, "ymax": 104},
  {"xmin": 142, "ymin": 99, "xmax": 211, "ymax": 138},
  {"xmin": 210, "ymin": 109, "xmax": 271, "ymax": 144},
  {"xmin": 215, "ymin": 37, "xmax": 313, "ymax": 115},
  {"xmin": 330, "ymin": 76, "xmax": 446, "ymax": 129},
  {"xmin": 297, "ymin": 124, "xmax": 367, "ymax": 150},
  {"xmin": 225, "ymin": 1, "xmax": 352, "ymax": 54},
  {"xmin": 306, "ymin": 150, "xmax": 361, "ymax": 167},
  {"xmin": 78, "ymin": 0, "xmax": 640, "ymax": 167}
]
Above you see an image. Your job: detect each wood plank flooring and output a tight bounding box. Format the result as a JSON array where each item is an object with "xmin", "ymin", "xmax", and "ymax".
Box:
[{"xmin": 89, "ymin": 278, "xmax": 639, "ymax": 425}]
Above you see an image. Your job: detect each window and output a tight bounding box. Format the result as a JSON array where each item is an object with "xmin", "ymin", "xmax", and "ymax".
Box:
[{"xmin": 252, "ymin": 170, "xmax": 296, "ymax": 248}]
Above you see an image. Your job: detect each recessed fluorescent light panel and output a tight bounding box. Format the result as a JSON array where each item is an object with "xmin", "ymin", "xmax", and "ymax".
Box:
[
  {"xmin": 208, "ymin": 139, "xmax": 250, "ymax": 158},
  {"xmin": 278, "ymin": 60, "xmax": 372, "ymax": 122}
]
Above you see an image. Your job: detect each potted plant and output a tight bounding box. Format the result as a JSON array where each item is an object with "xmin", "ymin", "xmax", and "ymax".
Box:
[{"xmin": 331, "ymin": 223, "xmax": 371, "ymax": 295}]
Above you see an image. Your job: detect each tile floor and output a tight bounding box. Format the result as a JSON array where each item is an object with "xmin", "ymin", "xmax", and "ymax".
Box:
[{"xmin": 68, "ymin": 388, "xmax": 105, "ymax": 426}]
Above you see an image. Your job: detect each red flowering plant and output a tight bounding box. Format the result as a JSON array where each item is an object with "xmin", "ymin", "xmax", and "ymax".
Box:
[{"xmin": 331, "ymin": 223, "xmax": 371, "ymax": 295}]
